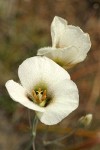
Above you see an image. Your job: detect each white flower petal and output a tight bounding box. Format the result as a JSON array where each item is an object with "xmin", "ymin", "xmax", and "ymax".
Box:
[
  {"xmin": 51, "ymin": 16, "xmax": 68, "ymax": 47},
  {"xmin": 5, "ymin": 80, "xmax": 45, "ymax": 112},
  {"xmin": 51, "ymin": 16, "xmax": 91, "ymax": 53},
  {"xmin": 37, "ymin": 47, "xmax": 56, "ymax": 56},
  {"xmin": 57, "ymin": 25, "xmax": 91, "ymax": 53},
  {"xmin": 37, "ymin": 47, "xmax": 78, "ymax": 63},
  {"xmin": 36, "ymin": 79, "xmax": 79, "ymax": 125},
  {"xmin": 18, "ymin": 56, "xmax": 70, "ymax": 92},
  {"xmin": 37, "ymin": 46, "xmax": 84, "ymax": 69}
]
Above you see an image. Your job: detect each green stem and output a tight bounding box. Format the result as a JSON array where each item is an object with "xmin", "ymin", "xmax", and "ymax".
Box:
[{"xmin": 32, "ymin": 114, "xmax": 38, "ymax": 150}]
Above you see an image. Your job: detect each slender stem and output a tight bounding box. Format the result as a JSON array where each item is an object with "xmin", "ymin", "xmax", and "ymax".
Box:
[{"xmin": 32, "ymin": 114, "xmax": 38, "ymax": 150}]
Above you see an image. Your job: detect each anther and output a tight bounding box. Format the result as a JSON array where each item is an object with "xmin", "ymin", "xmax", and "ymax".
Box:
[
  {"xmin": 42, "ymin": 90, "xmax": 47, "ymax": 101},
  {"xmin": 32, "ymin": 90, "xmax": 39, "ymax": 103},
  {"xmin": 32, "ymin": 88, "xmax": 47, "ymax": 105}
]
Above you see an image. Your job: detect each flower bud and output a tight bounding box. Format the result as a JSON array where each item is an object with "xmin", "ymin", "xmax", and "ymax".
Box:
[{"xmin": 78, "ymin": 114, "xmax": 93, "ymax": 127}]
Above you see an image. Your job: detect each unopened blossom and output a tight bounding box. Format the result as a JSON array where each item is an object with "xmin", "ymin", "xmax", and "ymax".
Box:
[
  {"xmin": 79, "ymin": 114, "xmax": 93, "ymax": 127},
  {"xmin": 5, "ymin": 56, "xmax": 79, "ymax": 125},
  {"xmin": 37, "ymin": 16, "xmax": 91, "ymax": 69}
]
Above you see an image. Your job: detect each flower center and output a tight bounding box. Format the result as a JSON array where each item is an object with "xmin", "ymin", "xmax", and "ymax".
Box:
[
  {"xmin": 33, "ymin": 88, "xmax": 46, "ymax": 103},
  {"xmin": 28, "ymin": 88, "xmax": 48, "ymax": 107}
]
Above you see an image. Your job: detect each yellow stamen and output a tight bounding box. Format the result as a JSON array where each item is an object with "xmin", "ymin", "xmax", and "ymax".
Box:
[
  {"xmin": 32, "ymin": 90, "xmax": 39, "ymax": 103},
  {"xmin": 32, "ymin": 88, "xmax": 47, "ymax": 105},
  {"xmin": 42, "ymin": 90, "xmax": 47, "ymax": 101}
]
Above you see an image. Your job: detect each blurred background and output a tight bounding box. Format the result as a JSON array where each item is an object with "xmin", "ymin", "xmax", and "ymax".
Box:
[{"xmin": 0, "ymin": 0, "xmax": 100, "ymax": 150}]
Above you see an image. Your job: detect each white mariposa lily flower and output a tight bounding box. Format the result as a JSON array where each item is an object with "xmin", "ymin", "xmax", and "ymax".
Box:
[
  {"xmin": 5, "ymin": 56, "xmax": 79, "ymax": 125},
  {"xmin": 37, "ymin": 16, "xmax": 91, "ymax": 69}
]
